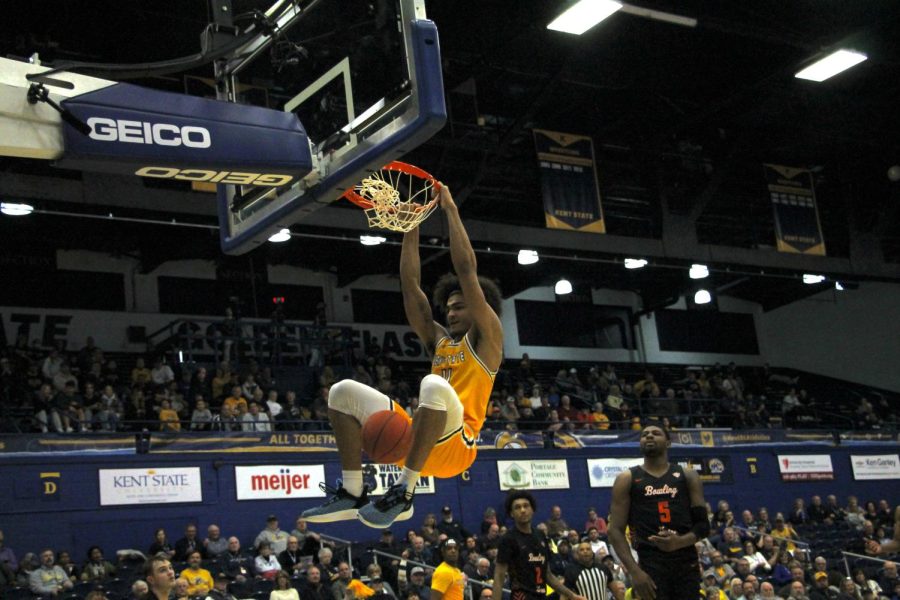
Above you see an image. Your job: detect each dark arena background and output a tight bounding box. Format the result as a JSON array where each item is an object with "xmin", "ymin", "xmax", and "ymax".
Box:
[{"xmin": 1, "ymin": 2, "xmax": 899, "ymax": 600}]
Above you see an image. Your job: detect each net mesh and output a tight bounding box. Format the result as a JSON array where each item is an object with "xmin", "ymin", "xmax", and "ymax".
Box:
[{"xmin": 352, "ymin": 167, "xmax": 439, "ymax": 232}]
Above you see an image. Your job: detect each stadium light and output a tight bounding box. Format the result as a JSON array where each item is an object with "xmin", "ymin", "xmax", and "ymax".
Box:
[
  {"xmin": 548, "ymin": 0, "xmax": 623, "ymax": 35},
  {"xmin": 624, "ymin": 258, "xmax": 648, "ymax": 269},
  {"xmin": 555, "ymin": 278, "xmax": 573, "ymax": 295},
  {"xmin": 0, "ymin": 202, "xmax": 33, "ymax": 216},
  {"xmin": 268, "ymin": 228, "xmax": 291, "ymax": 243},
  {"xmin": 802, "ymin": 274, "xmax": 825, "ymax": 284},
  {"xmin": 518, "ymin": 249, "xmax": 539, "ymax": 265},
  {"xmin": 360, "ymin": 235, "xmax": 387, "ymax": 246},
  {"xmin": 694, "ymin": 289, "xmax": 712, "ymax": 304},
  {"xmin": 795, "ymin": 49, "xmax": 867, "ymax": 82},
  {"xmin": 689, "ymin": 264, "xmax": 709, "ymax": 279}
]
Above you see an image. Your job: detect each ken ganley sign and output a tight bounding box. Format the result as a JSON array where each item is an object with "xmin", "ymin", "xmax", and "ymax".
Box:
[
  {"xmin": 851, "ymin": 455, "xmax": 900, "ymax": 480},
  {"xmin": 235, "ymin": 465, "xmax": 325, "ymax": 500},
  {"xmin": 99, "ymin": 468, "xmax": 202, "ymax": 506}
]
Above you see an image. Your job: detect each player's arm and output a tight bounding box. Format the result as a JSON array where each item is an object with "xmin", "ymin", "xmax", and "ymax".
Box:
[
  {"xmin": 430, "ymin": 569, "xmax": 448, "ymax": 600},
  {"xmin": 608, "ymin": 470, "xmax": 656, "ymax": 600},
  {"xmin": 492, "ymin": 561, "xmax": 508, "ymax": 600},
  {"xmin": 400, "ymin": 226, "xmax": 443, "ymax": 353},
  {"xmin": 648, "ymin": 469, "xmax": 710, "ymax": 552},
  {"xmin": 868, "ymin": 507, "xmax": 900, "ymax": 554},
  {"xmin": 545, "ymin": 570, "xmax": 585, "ymax": 600},
  {"xmin": 437, "ymin": 185, "xmax": 503, "ymax": 366}
]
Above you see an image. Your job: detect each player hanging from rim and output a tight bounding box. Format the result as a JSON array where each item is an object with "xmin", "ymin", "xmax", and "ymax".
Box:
[
  {"xmin": 493, "ymin": 491, "xmax": 587, "ymax": 600},
  {"xmin": 608, "ymin": 424, "xmax": 709, "ymax": 600},
  {"xmin": 302, "ymin": 183, "xmax": 504, "ymax": 528}
]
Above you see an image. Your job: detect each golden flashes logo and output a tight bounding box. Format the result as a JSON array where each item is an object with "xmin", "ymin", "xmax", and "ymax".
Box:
[{"xmin": 40, "ymin": 472, "xmax": 61, "ymax": 495}]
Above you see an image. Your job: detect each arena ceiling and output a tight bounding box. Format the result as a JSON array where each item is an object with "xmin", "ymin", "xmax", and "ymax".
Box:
[{"xmin": 3, "ymin": 1, "xmax": 900, "ymax": 311}]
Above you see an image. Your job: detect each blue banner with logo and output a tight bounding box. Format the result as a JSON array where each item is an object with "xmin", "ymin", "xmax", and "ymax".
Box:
[
  {"xmin": 764, "ymin": 164, "xmax": 826, "ymax": 255},
  {"xmin": 533, "ymin": 129, "xmax": 605, "ymax": 233}
]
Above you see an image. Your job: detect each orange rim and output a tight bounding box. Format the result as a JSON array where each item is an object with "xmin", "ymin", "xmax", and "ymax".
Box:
[{"xmin": 342, "ymin": 161, "xmax": 441, "ymax": 209}]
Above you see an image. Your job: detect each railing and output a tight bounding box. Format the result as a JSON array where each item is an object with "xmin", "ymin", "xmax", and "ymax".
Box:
[
  {"xmin": 840, "ymin": 551, "xmax": 895, "ymax": 578},
  {"xmin": 732, "ymin": 525, "xmax": 812, "ymax": 557},
  {"xmin": 371, "ymin": 548, "xmax": 503, "ymax": 600},
  {"xmin": 144, "ymin": 317, "xmax": 356, "ymax": 369},
  {"xmin": 319, "ymin": 532, "xmax": 355, "ymax": 569}
]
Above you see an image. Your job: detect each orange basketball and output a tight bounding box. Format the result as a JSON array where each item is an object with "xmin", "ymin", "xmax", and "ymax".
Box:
[{"xmin": 362, "ymin": 410, "xmax": 412, "ymax": 464}]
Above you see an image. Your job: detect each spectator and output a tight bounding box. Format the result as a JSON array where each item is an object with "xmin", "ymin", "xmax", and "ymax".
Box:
[
  {"xmin": 204, "ymin": 525, "xmax": 228, "ymax": 559},
  {"xmin": 718, "ymin": 528, "xmax": 744, "ymax": 564},
  {"xmin": 159, "ymin": 399, "xmax": 181, "ymax": 432},
  {"xmin": 779, "ymin": 566, "xmax": 809, "ymax": 599},
  {"xmin": 151, "ymin": 358, "xmax": 175, "ymax": 390},
  {"xmin": 316, "ymin": 547, "xmax": 337, "ymax": 582},
  {"xmin": 703, "ymin": 552, "xmax": 736, "ymax": 587},
  {"xmin": 739, "ymin": 580, "xmax": 760, "ymax": 600},
  {"xmin": 255, "ymin": 542, "xmax": 282, "ymax": 580},
  {"xmin": 81, "ymin": 546, "xmax": 116, "ymax": 583},
  {"xmin": 0, "ymin": 529, "xmax": 18, "ymax": 573},
  {"xmin": 272, "ymin": 570, "xmax": 300, "ymax": 600},
  {"xmin": 149, "ymin": 528, "xmax": 175, "ymax": 559},
  {"xmin": 266, "ymin": 390, "xmax": 283, "ymax": 420},
  {"xmin": 222, "ymin": 387, "xmax": 248, "ymax": 415},
  {"xmin": 437, "ymin": 505, "xmax": 470, "ymax": 543},
  {"xmin": 256, "ymin": 515, "xmax": 289, "ymax": 554},
  {"xmin": 300, "ymin": 565, "xmax": 332, "ymax": 600},
  {"xmin": 174, "ymin": 577, "xmax": 191, "ymax": 600},
  {"xmin": 97, "ymin": 384, "xmax": 122, "ymax": 431},
  {"xmin": 205, "ymin": 573, "xmax": 237, "ymax": 600},
  {"xmin": 789, "ymin": 499, "xmax": 809, "ymax": 526},
  {"xmin": 181, "ymin": 550, "xmax": 214, "ymax": 596},
  {"xmin": 217, "ymin": 537, "xmax": 253, "ymax": 583},
  {"xmin": 174, "ymin": 524, "xmax": 205, "ymax": 562},
  {"xmin": 770, "ymin": 516, "xmax": 797, "ymax": 552},
  {"xmin": 743, "ymin": 541, "xmax": 772, "ymax": 576},
  {"xmin": 809, "ymin": 572, "xmax": 836, "ymax": 600},
  {"xmin": 808, "ymin": 497, "xmax": 828, "ymax": 524},
  {"xmin": 584, "ymin": 508, "xmax": 607, "ymax": 536},
  {"xmin": 480, "ymin": 508, "xmax": 498, "ymax": 535},
  {"xmin": 131, "ymin": 358, "xmax": 152, "ymax": 388},
  {"xmin": 544, "ymin": 506, "xmax": 569, "ymax": 540},
  {"xmin": 242, "ymin": 401, "xmax": 272, "ymax": 432},
  {"xmin": 331, "ymin": 561, "xmax": 354, "ymax": 600},
  {"xmin": 851, "ymin": 569, "xmax": 881, "ymax": 597},
  {"xmin": 788, "ymin": 581, "xmax": 810, "ymax": 600},
  {"xmin": 211, "ymin": 404, "xmax": 241, "ymax": 431},
  {"xmin": 130, "ymin": 580, "xmax": 150, "ymax": 600},
  {"xmin": 586, "ymin": 528, "xmax": 608, "ymax": 556},
  {"xmin": 290, "ymin": 518, "xmax": 325, "ymax": 557},
  {"xmin": 279, "ymin": 537, "xmax": 307, "ymax": 576},
  {"xmin": 57, "ymin": 551, "xmax": 79, "ymax": 583},
  {"xmin": 191, "ymin": 398, "xmax": 214, "ymax": 431},
  {"xmin": 30, "ymin": 548, "xmax": 74, "ymax": 597},
  {"xmin": 879, "ymin": 562, "xmax": 899, "ymax": 593},
  {"xmin": 760, "ymin": 582, "xmax": 777, "ymax": 600},
  {"xmin": 823, "ymin": 496, "xmax": 845, "ymax": 523}
]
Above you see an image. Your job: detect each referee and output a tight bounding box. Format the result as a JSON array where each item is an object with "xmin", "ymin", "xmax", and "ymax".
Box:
[{"xmin": 564, "ymin": 542, "xmax": 611, "ymax": 600}]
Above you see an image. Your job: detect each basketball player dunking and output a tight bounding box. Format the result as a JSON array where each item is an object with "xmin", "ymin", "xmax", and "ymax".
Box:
[
  {"xmin": 494, "ymin": 491, "xmax": 587, "ymax": 600},
  {"xmin": 302, "ymin": 184, "xmax": 504, "ymax": 528},
  {"xmin": 608, "ymin": 425, "xmax": 709, "ymax": 600}
]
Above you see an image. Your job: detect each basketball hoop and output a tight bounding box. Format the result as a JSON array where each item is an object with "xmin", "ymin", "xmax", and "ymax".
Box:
[{"xmin": 342, "ymin": 161, "xmax": 441, "ymax": 232}]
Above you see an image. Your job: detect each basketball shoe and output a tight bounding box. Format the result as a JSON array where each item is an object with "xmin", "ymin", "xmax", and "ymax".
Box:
[
  {"xmin": 301, "ymin": 481, "xmax": 368, "ymax": 522},
  {"xmin": 357, "ymin": 483, "xmax": 414, "ymax": 528}
]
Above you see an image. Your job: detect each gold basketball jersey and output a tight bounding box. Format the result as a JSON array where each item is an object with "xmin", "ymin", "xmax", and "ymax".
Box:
[{"xmin": 431, "ymin": 333, "xmax": 496, "ymax": 434}]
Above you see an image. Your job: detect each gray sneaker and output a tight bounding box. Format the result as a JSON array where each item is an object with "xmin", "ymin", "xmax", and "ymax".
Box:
[
  {"xmin": 302, "ymin": 482, "xmax": 368, "ymax": 523},
  {"xmin": 357, "ymin": 483, "xmax": 414, "ymax": 529}
]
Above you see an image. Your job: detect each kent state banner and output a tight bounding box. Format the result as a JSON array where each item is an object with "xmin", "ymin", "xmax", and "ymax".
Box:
[
  {"xmin": 533, "ymin": 129, "xmax": 605, "ymax": 233},
  {"xmin": 763, "ymin": 164, "xmax": 826, "ymax": 255}
]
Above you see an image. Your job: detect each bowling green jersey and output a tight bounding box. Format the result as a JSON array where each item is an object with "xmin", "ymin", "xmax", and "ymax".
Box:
[{"xmin": 431, "ymin": 333, "xmax": 497, "ymax": 435}]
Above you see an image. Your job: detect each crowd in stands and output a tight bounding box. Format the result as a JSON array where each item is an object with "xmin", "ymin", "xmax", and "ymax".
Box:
[
  {"xmin": 0, "ymin": 495, "xmax": 897, "ymax": 600},
  {"xmin": 1, "ymin": 328, "xmax": 897, "ymax": 435}
]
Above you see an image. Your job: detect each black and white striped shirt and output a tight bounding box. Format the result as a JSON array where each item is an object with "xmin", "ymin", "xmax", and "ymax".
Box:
[{"xmin": 564, "ymin": 561, "xmax": 611, "ymax": 600}]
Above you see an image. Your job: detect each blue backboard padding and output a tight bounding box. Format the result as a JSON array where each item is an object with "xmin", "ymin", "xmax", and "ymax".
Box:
[
  {"xmin": 58, "ymin": 83, "xmax": 312, "ymax": 175},
  {"xmin": 218, "ymin": 19, "xmax": 447, "ymax": 254}
]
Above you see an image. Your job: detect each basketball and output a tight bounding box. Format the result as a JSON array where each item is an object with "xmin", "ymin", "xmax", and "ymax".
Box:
[{"xmin": 362, "ymin": 410, "xmax": 413, "ymax": 464}]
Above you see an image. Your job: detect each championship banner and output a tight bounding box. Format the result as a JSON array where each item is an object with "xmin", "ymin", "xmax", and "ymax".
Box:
[
  {"xmin": 850, "ymin": 455, "xmax": 900, "ymax": 480},
  {"xmin": 674, "ymin": 456, "xmax": 733, "ymax": 484},
  {"xmin": 763, "ymin": 164, "xmax": 826, "ymax": 255},
  {"xmin": 533, "ymin": 129, "xmax": 605, "ymax": 233},
  {"xmin": 778, "ymin": 454, "xmax": 834, "ymax": 481},
  {"xmin": 497, "ymin": 459, "xmax": 570, "ymax": 490}
]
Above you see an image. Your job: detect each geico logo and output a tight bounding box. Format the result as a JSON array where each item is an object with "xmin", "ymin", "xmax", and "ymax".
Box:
[
  {"xmin": 135, "ymin": 166, "xmax": 293, "ymax": 187},
  {"xmin": 87, "ymin": 117, "xmax": 211, "ymax": 148}
]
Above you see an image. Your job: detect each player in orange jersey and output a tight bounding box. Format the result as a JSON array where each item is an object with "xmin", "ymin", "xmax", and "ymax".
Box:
[{"xmin": 302, "ymin": 184, "xmax": 504, "ymax": 528}]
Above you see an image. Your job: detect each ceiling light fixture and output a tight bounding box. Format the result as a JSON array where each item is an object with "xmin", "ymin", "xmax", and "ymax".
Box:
[
  {"xmin": 0, "ymin": 202, "xmax": 34, "ymax": 216},
  {"xmin": 802, "ymin": 274, "xmax": 825, "ymax": 284},
  {"xmin": 268, "ymin": 228, "xmax": 291, "ymax": 243},
  {"xmin": 834, "ymin": 281, "xmax": 844, "ymax": 291},
  {"xmin": 360, "ymin": 235, "xmax": 387, "ymax": 246},
  {"xmin": 689, "ymin": 264, "xmax": 709, "ymax": 279},
  {"xmin": 555, "ymin": 278, "xmax": 573, "ymax": 295},
  {"xmin": 618, "ymin": 4, "xmax": 697, "ymax": 27},
  {"xmin": 518, "ymin": 249, "xmax": 539, "ymax": 265},
  {"xmin": 623, "ymin": 258, "xmax": 647, "ymax": 269},
  {"xmin": 694, "ymin": 289, "xmax": 712, "ymax": 305},
  {"xmin": 547, "ymin": 0, "xmax": 622, "ymax": 35},
  {"xmin": 795, "ymin": 49, "xmax": 867, "ymax": 82}
]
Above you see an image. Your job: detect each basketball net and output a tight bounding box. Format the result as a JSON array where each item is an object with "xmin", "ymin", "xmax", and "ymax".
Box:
[{"xmin": 344, "ymin": 162, "xmax": 440, "ymax": 232}]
